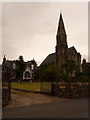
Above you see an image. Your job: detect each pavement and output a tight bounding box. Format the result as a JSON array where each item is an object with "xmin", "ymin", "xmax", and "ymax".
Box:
[
  {"xmin": 3, "ymin": 90, "xmax": 69, "ymax": 108},
  {"xmin": 2, "ymin": 97, "xmax": 88, "ymax": 118}
]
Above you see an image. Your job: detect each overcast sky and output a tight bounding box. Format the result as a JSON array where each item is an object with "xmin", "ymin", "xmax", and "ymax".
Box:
[{"xmin": 2, "ymin": 2, "xmax": 88, "ymax": 65}]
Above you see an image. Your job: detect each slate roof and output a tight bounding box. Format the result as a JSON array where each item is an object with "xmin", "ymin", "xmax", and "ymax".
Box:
[
  {"xmin": 40, "ymin": 53, "xmax": 56, "ymax": 66},
  {"xmin": 5, "ymin": 60, "xmax": 13, "ymax": 68}
]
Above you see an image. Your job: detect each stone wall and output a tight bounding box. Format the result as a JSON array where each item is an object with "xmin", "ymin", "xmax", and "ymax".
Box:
[
  {"xmin": 53, "ymin": 82, "xmax": 88, "ymax": 98},
  {"xmin": 2, "ymin": 87, "xmax": 10, "ymax": 106}
]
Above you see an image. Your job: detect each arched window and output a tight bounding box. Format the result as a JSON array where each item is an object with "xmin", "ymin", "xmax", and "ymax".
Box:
[
  {"xmin": 25, "ymin": 71, "xmax": 30, "ymax": 78},
  {"xmin": 23, "ymin": 67, "xmax": 33, "ymax": 80}
]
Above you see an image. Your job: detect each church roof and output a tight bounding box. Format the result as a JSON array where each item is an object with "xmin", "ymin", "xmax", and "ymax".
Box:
[{"xmin": 40, "ymin": 53, "xmax": 56, "ymax": 66}]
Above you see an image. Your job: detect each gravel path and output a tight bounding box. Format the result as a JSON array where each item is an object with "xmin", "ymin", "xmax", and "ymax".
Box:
[{"xmin": 4, "ymin": 90, "xmax": 69, "ymax": 108}]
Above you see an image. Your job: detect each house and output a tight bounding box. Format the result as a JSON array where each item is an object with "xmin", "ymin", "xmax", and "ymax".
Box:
[{"xmin": 2, "ymin": 55, "xmax": 37, "ymax": 82}]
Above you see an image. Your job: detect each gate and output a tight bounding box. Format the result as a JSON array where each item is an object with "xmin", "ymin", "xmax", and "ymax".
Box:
[{"xmin": 40, "ymin": 81, "xmax": 52, "ymax": 95}]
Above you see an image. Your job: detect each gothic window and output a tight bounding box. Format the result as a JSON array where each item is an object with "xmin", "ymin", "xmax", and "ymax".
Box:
[{"xmin": 23, "ymin": 67, "xmax": 33, "ymax": 80}]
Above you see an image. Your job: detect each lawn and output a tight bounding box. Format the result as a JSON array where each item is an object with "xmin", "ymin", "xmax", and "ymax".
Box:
[{"xmin": 11, "ymin": 82, "xmax": 51, "ymax": 92}]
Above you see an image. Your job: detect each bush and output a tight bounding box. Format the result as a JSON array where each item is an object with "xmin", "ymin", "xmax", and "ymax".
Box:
[
  {"xmin": 40, "ymin": 64, "xmax": 60, "ymax": 82},
  {"xmin": 73, "ymin": 75, "xmax": 90, "ymax": 83}
]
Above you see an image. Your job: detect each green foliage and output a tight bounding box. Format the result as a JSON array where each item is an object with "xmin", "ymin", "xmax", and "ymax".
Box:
[
  {"xmin": 40, "ymin": 64, "xmax": 60, "ymax": 81},
  {"xmin": 34, "ymin": 68, "xmax": 39, "ymax": 80},
  {"xmin": 73, "ymin": 73, "xmax": 90, "ymax": 83},
  {"xmin": 16, "ymin": 56, "xmax": 26, "ymax": 80},
  {"xmin": 63, "ymin": 60, "xmax": 77, "ymax": 77},
  {"xmin": 61, "ymin": 74, "xmax": 70, "ymax": 82}
]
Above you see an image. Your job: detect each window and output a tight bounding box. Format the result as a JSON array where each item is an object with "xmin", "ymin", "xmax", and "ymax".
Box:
[
  {"xmin": 13, "ymin": 63, "xmax": 16, "ymax": 69},
  {"xmin": 25, "ymin": 71, "xmax": 30, "ymax": 78},
  {"xmin": 31, "ymin": 64, "xmax": 34, "ymax": 70}
]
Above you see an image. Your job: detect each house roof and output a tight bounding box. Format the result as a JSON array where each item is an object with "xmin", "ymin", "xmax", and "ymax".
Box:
[{"xmin": 5, "ymin": 60, "xmax": 13, "ymax": 68}]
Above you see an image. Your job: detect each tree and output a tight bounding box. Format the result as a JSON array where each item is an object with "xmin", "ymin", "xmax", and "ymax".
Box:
[
  {"xmin": 40, "ymin": 64, "xmax": 60, "ymax": 82},
  {"xmin": 16, "ymin": 56, "xmax": 26, "ymax": 80},
  {"xmin": 63, "ymin": 60, "xmax": 77, "ymax": 78}
]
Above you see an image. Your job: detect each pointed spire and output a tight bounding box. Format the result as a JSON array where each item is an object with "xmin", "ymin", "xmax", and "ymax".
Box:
[{"xmin": 57, "ymin": 12, "xmax": 66, "ymax": 36}]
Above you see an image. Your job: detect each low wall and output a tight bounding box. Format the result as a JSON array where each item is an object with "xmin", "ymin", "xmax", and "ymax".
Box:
[
  {"xmin": 2, "ymin": 87, "xmax": 10, "ymax": 106},
  {"xmin": 53, "ymin": 83, "xmax": 88, "ymax": 98}
]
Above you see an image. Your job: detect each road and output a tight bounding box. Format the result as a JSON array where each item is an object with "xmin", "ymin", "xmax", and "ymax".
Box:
[{"xmin": 2, "ymin": 98, "xmax": 88, "ymax": 118}]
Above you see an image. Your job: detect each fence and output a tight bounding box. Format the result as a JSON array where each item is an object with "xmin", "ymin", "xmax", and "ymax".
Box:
[{"xmin": 41, "ymin": 82, "xmax": 52, "ymax": 95}]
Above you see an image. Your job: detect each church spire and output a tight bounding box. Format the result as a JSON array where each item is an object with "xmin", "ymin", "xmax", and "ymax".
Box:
[{"xmin": 57, "ymin": 12, "xmax": 66, "ymax": 36}]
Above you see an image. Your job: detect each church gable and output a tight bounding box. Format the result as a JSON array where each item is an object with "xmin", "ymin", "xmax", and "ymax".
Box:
[
  {"xmin": 68, "ymin": 46, "xmax": 80, "ymax": 61},
  {"xmin": 68, "ymin": 46, "xmax": 77, "ymax": 53}
]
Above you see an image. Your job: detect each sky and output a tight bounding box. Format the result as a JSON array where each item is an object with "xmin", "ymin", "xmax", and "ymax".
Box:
[{"xmin": 1, "ymin": 2, "xmax": 88, "ymax": 66}]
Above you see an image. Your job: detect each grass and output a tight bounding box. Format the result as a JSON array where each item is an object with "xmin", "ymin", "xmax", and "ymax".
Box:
[
  {"xmin": 11, "ymin": 82, "xmax": 41, "ymax": 92},
  {"xmin": 11, "ymin": 82, "xmax": 51, "ymax": 92}
]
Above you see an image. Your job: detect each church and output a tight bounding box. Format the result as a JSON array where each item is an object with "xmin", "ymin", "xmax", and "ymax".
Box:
[{"xmin": 40, "ymin": 13, "xmax": 81, "ymax": 77}]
